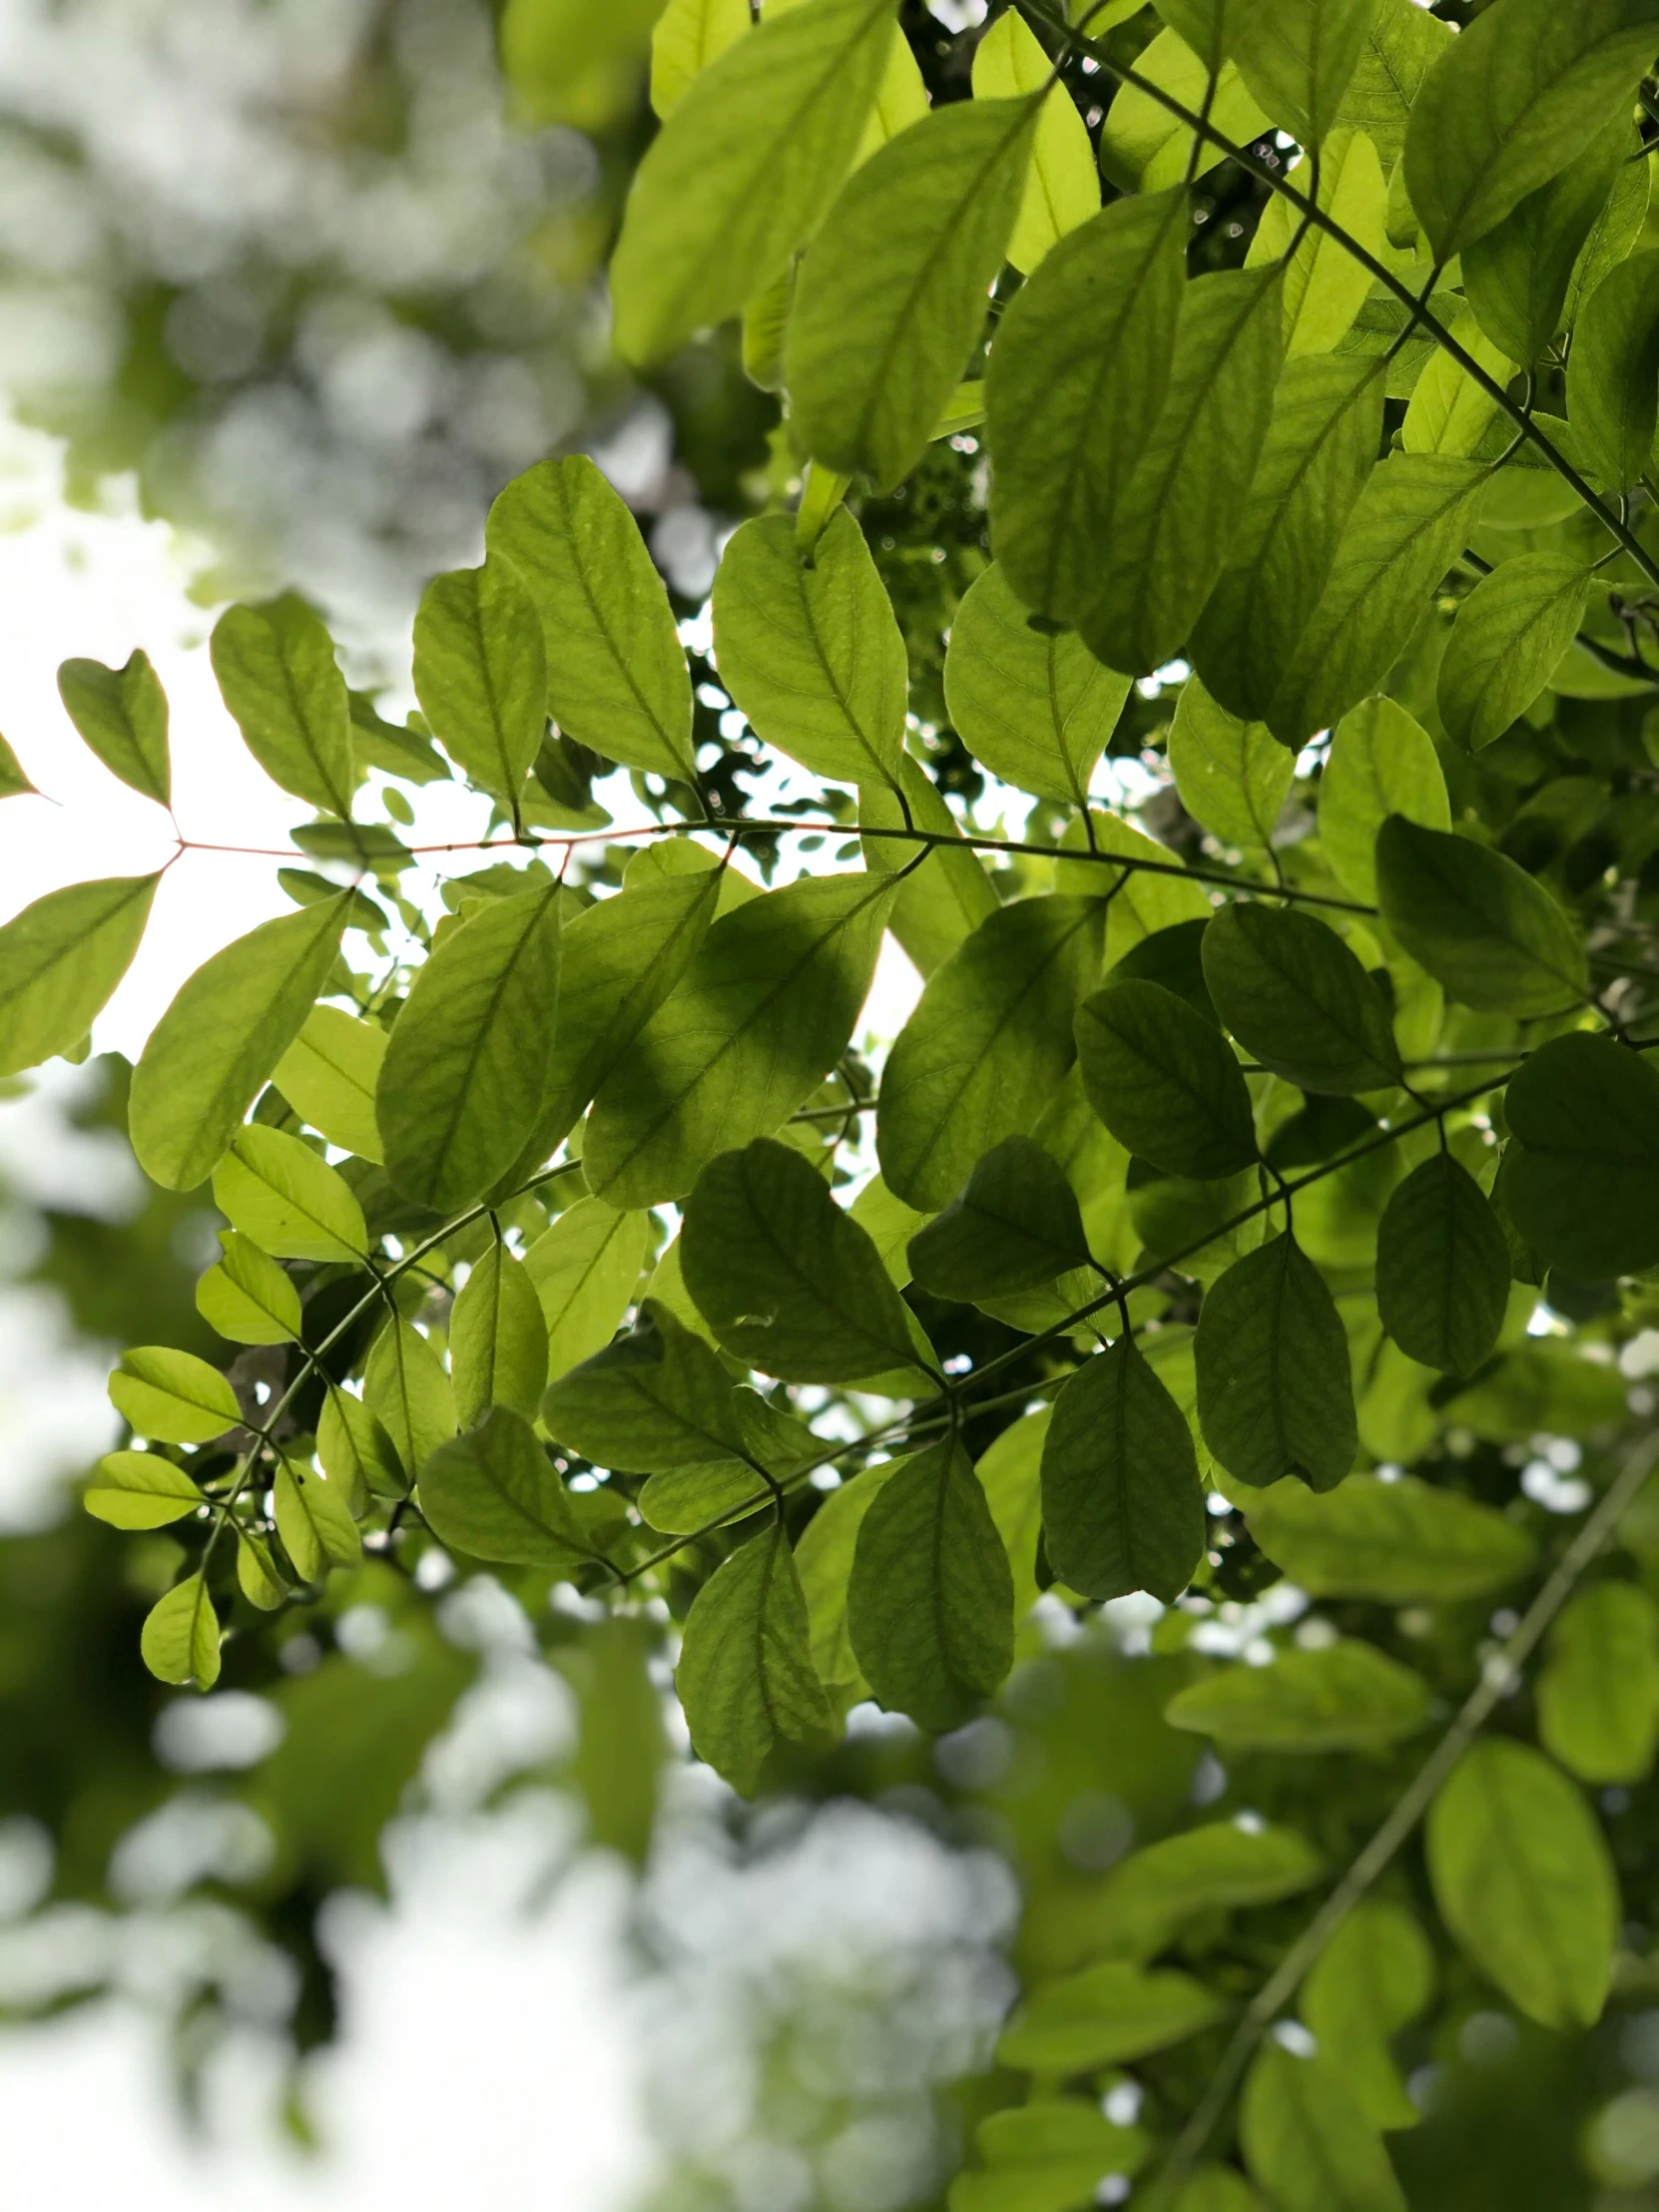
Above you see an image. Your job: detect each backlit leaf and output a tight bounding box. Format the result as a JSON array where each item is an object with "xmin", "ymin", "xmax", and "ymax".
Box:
[
  {"xmin": 451, "ymin": 1242, "xmax": 547, "ymax": 1425},
  {"xmin": 908, "ymin": 1134, "xmax": 1091, "ymax": 1301},
  {"xmin": 1539, "ymin": 1581, "xmax": 1659, "ymax": 1785},
  {"xmin": 275, "ymin": 1460, "xmax": 361, "ymax": 1581},
  {"xmin": 141, "ymin": 1575, "xmax": 221, "ymax": 1690},
  {"xmin": 1166, "ymin": 1641, "xmax": 1429, "ymax": 1753},
  {"xmin": 419, "ymin": 1404, "xmax": 608, "ymax": 1568},
  {"xmin": 274, "ymin": 1005, "xmax": 387, "ymax": 1163},
  {"xmin": 57, "ymin": 650, "xmax": 171, "ymax": 806},
  {"xmin": 997, "ymin": 1959, "xmax": 1229, "ymax": 2073},
  {"xmin": 525, "ymin": 1199, "xmax": 651, "ymax": 1382},
  {"xmin": 411, "ymin": 561, "xmax": 546, "ymax": 810},
  {"xmin": 84, "ymin": 1450, "xmax": 204, "ymax": 1530},
  {"xmin": 1464, "ymin": 114, "xmax": 1630, "ymax": 363},
  {"xmin": 1168, "ymin": 681, "xmax": 1294, "ymax": 857},
  {"xmin": 195, "ymin": 1230, "xmax": 301, "ymax": 1346},
  {"xmin": 1317, "ymin": 698, "xmax": 1449, "ymax": 905},
  {"xmin": 1247, "ymin": 1471, "xmax": 1536, "ymax": 1602},
  {"xmin": 970, "ymin": 9, "xmax": 1097, "ymax": 276},
  {"xmin": 0, "ymin": 873, "xmax": 158, "ymax": 1081},
  {"xmin": 363, "ymin": 1315, "xmax": 456, "ymax": 1480},
  {"xmin": 677, "ymin": 1521, "xmax": 831, "ymax": 1796},
  {"xmin": 210, "ymin": 594, "xmax": 353, "ymax": 818},
  {"xmin": 211, "ymin": 1126, "xmax": 368, "ymax": 1263},
  {"xmin": 1041, "ymin": 1336, "xmax": 1206, "ymax": 1603},
  {"xmin": 1196, "ymin": 1234, "xmax": 1358, "ymax": 1490},
  {"xmin": 1240, "ymin": 2044, "xmax": 1405, "ymax": 2212},
  {"xmin": 1302, "ymin": 1903, "xmax": 1435, "ymax": 2133},
  {"xmin": 109, "ymin": 1347, "xmax": 241, "ymax": 1444}
]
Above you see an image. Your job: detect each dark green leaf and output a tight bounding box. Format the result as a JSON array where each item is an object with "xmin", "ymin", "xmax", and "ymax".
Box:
[
  {"xmin": 712, "ymin": 508, "xmax": 906, "ymax": 787},
  {"xmin": 1076, "ymin": 976, "xmax": 1258, "ymax": 1181},
  {"xmin": 942, "ymin": 561, "xmax": 1130, "ymax": 808},
  {"xmin": 130, "ymin": 896, "xmax": 349, "ymax": 1190},
  {"xmin": 411, "ymin": 561, "xmax": 546, "ymax": 809},
  {"xmin": 608, "ymin": 0, "xmax": 896, "ymax": 364},
  {"xmin": 377, "ymin": 881, "xmax": 561, "ymax": 1211},
  {"xmin": 1403, "ymin": 0, "xmax": 1659, "ymax": 261},
  {"xmin": 586, "ymin": 870, "xmax": 891, "ymax": 1208},
  {"xmin": 419, "ymin": 1404, "xmax": 608, "ymax": 1567},
  {"xmin": 908, "ymin": 1135, "xmax": 1091, "ymax": 1301},
  {"xmin": 1080, "ymin": 268, "xmax": 1284, "ymax": 679},
  {"xmin": 1427, "ymin": 1735, "xmax": 1618, "ymax": 2029},
  {"xmin": 0, "ymin": 873, "xmax": 158, "ymax": 1080},
  {"xmin": 682, "ymin": 1138, "xmax": 928, "ymax": 1382},
  {"xmin": 542, "ymin": 1299, "xmax": 753, "ymax": 1474},
  {"xmin": 1248, "ymin": 1469, "xmax": 1535, "ymax": 1601},
  {"xmin": 1040, "ymin": 1337, "xmax": 1206, "ymax": 1603},
  {"xmin": 676, "ymin": 1522, "xmax": 831, "ymax": 1796},
  {"xmin": 1501, "ymin": 1030, "xmax": 1659, "ymax": 1277},
  {"xmin": 790, "ymin": 98, "xmax": 1034, "ymax": 490},
  {"xmin": 210, "ymin": 594, "xmax": 354, "ymax": 819},
  {"xmin": 1196, "ymin": 1233, "xmax": 1357, "ymax": 1490},
  {"xmin": 1376, "ymin": 1153, "xmax": 1510, "ymax": 1375},
  {"xmin": 1167, "ymin": 1640, "xmax": 1429, "ymax": 1752},
  {"xmin": 1463, "ymin": 113, "xmax": 1629, "ymax": 362},
  {"xmin": 1375, "ymin": 815, "xmax": 1588, "ymax": 1015},
  {"xmin": 1112, "ymin": 919, "xmax": 1221, "ymax": 1026},
  {"xmin": 986, "ymin": 189, "xmax": 1188, "ymax": 625},
  {"xmin": 1194, "ymin": 357, "xmax": 1385, "ymax": 729},
  {"xmin": 847, "ymin": 1440, "xmax": 1014, "ymax": 1732},
  {"xmin": 485, "ymin": 456, "xmax": 695, "ymax": 782},
  {"xmin": 997, "ymin": 1959, "xmax": 1230, "ymax": 2073},
  {"xmin": 1317, "ymin": 697, "xmax": 1449, "ymax": 905},
  {"xmin": 1240, "ymin": 2044, "xmax": 1405, "ymax": 2212},
  {"xmin": 877, "ymin": 892, "xmax": 1102, "ymax": 1210},
  {"xmin": 57, "ymin": 651, "xmax": 171, "ymax": 806},
  {"xmin": 1202, "ymin": 903, "xmax": 1401, "ymax": 1096},
  {"xmin": 451, "ymin": 1243, "xmax": 547, "ymax": 1424}
]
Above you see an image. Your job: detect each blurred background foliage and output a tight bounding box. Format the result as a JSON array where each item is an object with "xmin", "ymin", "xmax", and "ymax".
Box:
[{"xmin": 15, "ymin": 3, "xmax": 1659, "ymax": 2209}]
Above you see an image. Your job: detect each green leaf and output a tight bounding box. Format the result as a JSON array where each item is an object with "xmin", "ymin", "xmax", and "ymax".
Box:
[
  {"xmin": 1302, "ymin": 1902, "xmax": 1435, "ymax": 2133},
  {"xmin": 211, "ymin": 1126, "xmax": 368, "ymax": 1263},
  {"xmin": 996, "ymin": 1959, "xmax": 1230, "ymax": 2073},
  {"xmin": 84, "ymin": 1450, "xmax": 203, "ymax": 1530},
  {"xmin": 683, "ymin": 1139, "xmax": 929, "ymax": 1382},
  {"xmin": 275, "ymin": 1460, "xmax": 361, "ymax": 1581},
  {"xmin": 1375, "ymin": 816, "xmax": 1587, "ymax": 1015},
  {"xmin": 1203, "ymin": 904, "xmax": 1401, "ymax": 1096},
  {"xmin": 497, "ymin": 859, "xmax": 723, "ymax": 1192},
  {"xmin": 411, "ymin": 561, "xmax": 546, "ymax": 810},
  {"xmin": 1566, "ymin": 246, "xmax": 1659, "ymax": 491},
  {"xmin": 57, "ymin": 650, "xmax": 171, "ymax": 806},
  {"xmin": 1400, "ymin": 320, "xmax": 1513, "ymax": 458},
  {"xmin": 587, "ymin": 871, "xmax": 891, "ymax": 1208},
  {"xmin": 317, "ymin": 1387, "xmax": 405, "ymax": 1507},
  {"xmin": 650, "ymin": 0, "xmax": 749, "ymax": 118},
  {"xmin": 1333, "ymin": 0, "xmax": 1452, "ymax": 168},
  {"xmin": 1246, "ymin": 1470, "xmax": 1536, "ymax": 1602},
  {"xmin": 485, "ymin": 456, "xmax": 695, "ymax": 782},
  {"xmin": 196, "ymin": 1230, "xmax": 301, "ymax": 1345},
  {"xmin": 1245, "ymin": 130, "xmax": 1387, "ymax": 359},
  {"xmin": 274, "ymin": 1005, "xmax": 387, "ymax": 1163},
  {"xmin": 847, "ymin": 1440, "xmax": 1014, "ymax": 1732},
  {"xmin": 419, "ymin": 1404, "xmax": 607, "ymax": 1567},
  {"xmin": 640, "ymin": 1455, "xmax": 769, "ymax": 1537},
  {"xmin": 1501, "ymin": 1031, "xmax": 1659, "ymax": 1278},
  {"xmin": 140, "ymin": 1575, "xmax": 221, "ymax": 1690},
  {"xmin": 852, "ymin": 16, "xmax": 929, "ymax": 167},
  {"xmin": 859, "ymin": 753, "xmax": 999, "ymax": 976},
  {"xmin": 1376, "ymin": 1154, "xmax": 1510, "ymax": 1376},
  {"xmin": 210, "ymin": 594, "xmax": 353, "ymax": 818},
  {"xmin": 0, "ymin": 873, "xmax": 158, "ymax": 1080},
  {"xmin": 1193, "ymin": 356, "xmax": 1384, "ymax": 728},
  {"xmin": 1195, "ymin": 1234, "xmax": 1357, "ymax": 1490},
  {"xmin": 129, "ymin": 895, "xmax": 349, "ymax": 1190},
  {"xmin": 1054, "ymin": 1820, "xmax": 1325, "ymax": 1970},
  {"xmin": 952, "ymin": 2099, "xmax": 1148, "ymax": 2212},
  {"xmin": 1317, "ymin": 697, "xmax": 1449, "ymax": 905},
  {"xmin": 677, "ymin": 1522, "xmax": 831, "ymax": 1796},
  {"xmin": 1166, "ymin": 1640, "xmax": 1429, "ymax": 1753},
  {"xmin": 1539, "ymin": 1581, "xmax": 1659, "ymax": 1785},
  {"xmin": 237, "ymin": 1531, "xmax": 288, "ymax": 1611},
  {"xmin": 0, "ymin": 732, "xmax": 34, "ymax": 800},
  {"xmin": 711, "ymin": 508, "xmax": 906, "ymax": 788},
  {"xmin": 451, "ymin": 1243, "xmax": 547, "ymax": 1425},
  {"xmin": 1426, "ymin": 1735, "xmax": 1618, "ymax": 2029},
  {"xmin": 1040, "ymin": 1336, "xmax": 1206, "ymax": 1604},
  {"xmin": 1464, "ymin": 113, "xmax": 1629, "ymax": 363},
  {"xmin": 1563, "ymin": 124, "xmax": 1653, "ymax": 328},
  {"xmin": 542, "ymin": 1300, "xmax": 753, "ymax": 1474},
  {"xmin": 1403, "ymin": 0, "xmax": 1659, "ymax": 262},
  {"xmin": 1240, "ymin": 2044, "xmax": 1405, "ymax": 2212},
  {"xmin": 377, "ymin": 881, "xmax": 561, "ymax": 1212},
  {"xmin": 1080, "ymin": 268, "xmax": 1285, "ymax": 679},
  {"xmin": 796, "ymin": 1465, "xmax": 895, "ymax": 1712},
  {"xmin": 1263, "ymin": 455, "xmax": 1490, "ymax": 748},
  {"xmin": 879, "ymin": 895, "xmax": 1103, "ymax": 1210},
  {"xmin": 908, "ymin": 1135, "xmax": 1091, "ymax": 1301},
  {"xmin": 1442, "ymin": 554, "xmax": 1596, "ymax": 754},
  {"xmin": 788, "ymin": 97, "xmax": 1036, "ymax": 491},
  {"xmin": 1223, "ymin": 0, "xmax": 1375, "ymax": 148},
  {"xmin": 1169, "ymin": 681, "xmax": 1295, "ymax": 856},
  {"xmin": 525, "ymin": 1200, "xmax": 650, "ymax": 1382},
  {"xmin": 970, "ymin": 10, "xmax": 1097, "ymax": 276},
  {"xmin": 1099, "ymin": 30, "xmax": 1269, "ymax": 193},
  {"xmin": 942, "ymin": 561, "xmax": 1130, "ymax": 809},
  {"xmin": 1164, "ymin": 2170, "xmax": 1272, "ymax": 2212},
  {"xmin": 986, "ymin": 189, "xmax": 1188, "ymax": 626},
  {"xmin": 1076, "ymin": 977, "xmax": 1259, "ymax": 1182},
  {"xmin": 109, "ymin": 1346, "xmax": 241, "ymax": 1444},
  {"xmin": 363, "ymin": 1315, "xmax": 457, "ymax": 1481},
  {"xmin": 607, "ymin": 0, "xmax": 896, "ymax": 363}
]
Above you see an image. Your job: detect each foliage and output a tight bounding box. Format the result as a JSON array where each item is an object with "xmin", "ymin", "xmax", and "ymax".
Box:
[{"xmin": 23, "ymin": 0, "xmax": 1659, "ymax": 2203}]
